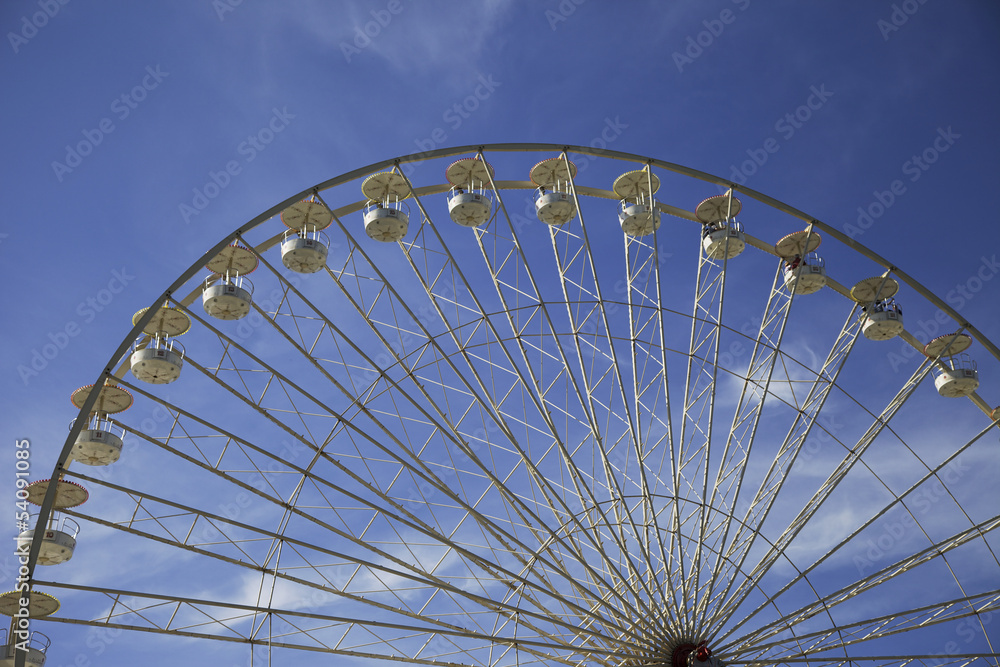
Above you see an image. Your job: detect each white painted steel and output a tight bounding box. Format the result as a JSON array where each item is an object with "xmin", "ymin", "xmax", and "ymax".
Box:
[{"xmin": 27, "ymin": 145, "xmax": 1000, "ymax": 667}]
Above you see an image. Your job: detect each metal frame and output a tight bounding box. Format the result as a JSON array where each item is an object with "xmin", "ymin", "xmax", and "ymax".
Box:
[{"xmin": 20, "ymin": 144, "xmax": 999, "ymax": 667}]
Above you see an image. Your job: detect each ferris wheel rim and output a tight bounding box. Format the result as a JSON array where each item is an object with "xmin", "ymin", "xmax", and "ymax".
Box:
[
  {"xmin": 37, "ymin": 143, "xmax": 998, "ymax": 531},
  {"xmin": 24, "ymin": 143, "xmax": 1000, "ymax": 666}
]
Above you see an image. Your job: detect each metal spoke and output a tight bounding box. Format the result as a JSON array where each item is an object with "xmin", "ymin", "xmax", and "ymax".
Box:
[{"xmin": 24, "ymin": 145, "xmax": 998, "ymax": 667}]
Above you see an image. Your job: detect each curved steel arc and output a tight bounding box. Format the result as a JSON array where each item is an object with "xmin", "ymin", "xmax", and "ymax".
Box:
[{"xmin": 28, "ymin": 144, "xmax": 998, "ymax": 667}]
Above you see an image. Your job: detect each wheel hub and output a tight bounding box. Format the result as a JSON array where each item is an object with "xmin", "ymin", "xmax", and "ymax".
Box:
[{"xmin": 670, "ymin": 641, "xmax": 715, "ymax": 667}]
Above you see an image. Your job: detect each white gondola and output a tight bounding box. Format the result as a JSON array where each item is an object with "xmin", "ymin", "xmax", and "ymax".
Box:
[
  {"xmin": 696, "ymin": 193, "xmax": 745, "ymax": 259},
  {"xmin": 618, "ymin": 200, "xmax": 660, "ymax": 236},
  {"xmin": 130, "ymin": 334, "xmax": 185, "ymax": 384},
  {"xmin": 280, "ymin": 199, "xmax": 333, "ymax": 272},
  {"xmin": 448, "ymin": 189, "xmax": 492, "ymax": 227},
  {"xmin": 363, "ymin": 202, "xmax": 409, "ymax": 242},
  {"xmin": 70, "ymin": 381, "xmax": 133, "ymax": 415},
  {"xmin": 852, "ymin": 276, "xmax": 902, "ymax": 341},
  {"xmin": 932, "ymin": 353, "xmax": 979, "ymax": 397},
  {"xmin": 613, "ymin": 169, "xmax": 661, "ymax": 237},
  {"xmin": 861, "ymin": 298, "xmax": 904, "ymax": 341},
  {"xmin": 202, "ymin": 245, "xmax": 258, "ymax": 320},
  {"xmin": 446, "ymin": 156, "xmax": 495, "ymax": 228},
  {"xmin": 0, "ymin": 630, "xmax": 49, "ymax": 667},
  {"xmin": 129, "ymin": 305, "xmax": 191, "ymax": 382},
  {"xmin": 534, "ymin": 189, "xmax": 576, "ymax": 226},
  {"xmin": 362, "ymin": 171, "xmax": 412, "ymax": 242},
  {"xmin": 775, "ymin": 229, "xmax": 822, "ymax": 295},
  {"xmin": 782, "ymin": 252, "xmax": 826, "ymax": 295},
  {"xmin": 16, "ymin": 514, "xmax": 79, "ymax": 566},
  {"xmin": 281, "ymin": 225, "xmax": 330, "ymax": 273},
  {"xmin": 923, "ymin": 333, "xmax": 979, "ymax": 397},
  {"xmin": 702, "ymin": 220, "xmax": 746, "ymax": 259},
  {"xmin": 531, "ymin": 158, "xmax": 577, "ymax": 226},
  {"xmin": 203, "ymin": 271, "xmax": 254, "ymax": 320},
  {"xmin": 70, "ymin": 416, "xmax": 125, "ymax": 466}
]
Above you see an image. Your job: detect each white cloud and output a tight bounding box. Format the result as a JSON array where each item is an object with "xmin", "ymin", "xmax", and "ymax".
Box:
[{"xmin": 297, "ymin": 1, "xmax": 515, "ymax": 85}]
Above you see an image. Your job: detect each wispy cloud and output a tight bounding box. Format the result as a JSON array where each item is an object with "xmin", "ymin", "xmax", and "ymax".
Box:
[{"xmin": 297, "ymin": 0, "xmax": 515, "ymax": 85}]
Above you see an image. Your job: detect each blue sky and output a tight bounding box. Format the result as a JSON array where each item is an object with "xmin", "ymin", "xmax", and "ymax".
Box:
[{"xmin": 2, "ymin": 1, "xmax": 999, "ymax": 665}]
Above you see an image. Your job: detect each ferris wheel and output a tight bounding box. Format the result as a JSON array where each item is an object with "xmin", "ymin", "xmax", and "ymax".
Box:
[{"xmin": 10, "ymin": 144, "xmax": 1000, "ymax": 667}]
